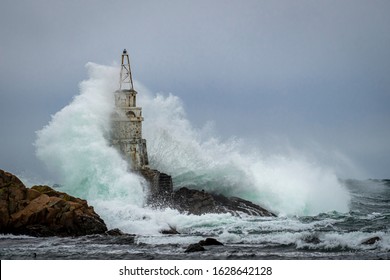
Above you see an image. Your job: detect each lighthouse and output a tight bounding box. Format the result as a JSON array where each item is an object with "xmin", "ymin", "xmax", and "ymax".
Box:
[
  {"xmin": 110, "ymin": 49, "xmax": 173, "ymax": 205},
  {"xmin": 110, "ymin": 49, "xmax": 149, "ymax": 170}
]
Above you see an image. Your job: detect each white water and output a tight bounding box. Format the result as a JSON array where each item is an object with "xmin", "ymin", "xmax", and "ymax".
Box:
[{"xmin": 35, "ymin": 63, "xmax": 351, "ymax": 235}]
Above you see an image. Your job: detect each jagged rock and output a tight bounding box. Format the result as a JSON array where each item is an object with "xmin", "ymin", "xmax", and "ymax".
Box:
[
  {"xmin": 173, "ymin": 188, "xmax": 216, "ymax": 215},
  {"xmin": 185, "ymin": 243, "xmax": 206, "ymax": 253},
  {"xmin": 361, "ymin": 236, "xmax": 381, "ymax": 245},
  {"xmin": 172, "ymin": 187, "xmax": 276, "ymax": 217},
  {"xmin": 0, "ymin": 169, "xmax": 107, "ymax": 237},
  {"xmin": 138, "ymin": 166, "xmax": 275, "ymax": 217},
  {"xmin": 199, "ymin": 238, "xmax": 224, "ymax": 246},
  {"xmin": 215, "ymin": 195, "xmax": 276, "ymax": 217}
]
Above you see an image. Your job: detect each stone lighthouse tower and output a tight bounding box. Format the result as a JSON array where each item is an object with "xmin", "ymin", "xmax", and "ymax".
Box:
[{"xmin": 111, "ymin": 49, "xmax": 149, "ymax": 170}]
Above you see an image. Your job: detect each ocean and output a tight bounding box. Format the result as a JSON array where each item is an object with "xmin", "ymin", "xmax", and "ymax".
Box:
[
  {"xmin": 1, "ymin": 63, "xmax": 388, "ymax": 260},
  {"xmin": 1, "ymin": 178, "xmax": 389, "ymax": 259}
]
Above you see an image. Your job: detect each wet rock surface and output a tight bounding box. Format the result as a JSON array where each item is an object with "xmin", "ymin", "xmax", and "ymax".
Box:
[
  {"xmin": 361, "ymin": 236, "xmax": 381, "ymax": 245},
  {"xmin": 141, "ymin": 168, "xmax": 275, "ymax": 217},
  {"xmin": 172, "ymin": 187, "xmax": 276, "ymax": 217},
  {"xmin": 184, "ymin": 238, "xmax": 224, "ymax": 253},
  {"xmin": 185, "ymin": 243, "xmax": 206, "ymax": 253},
  {"xmin": 199, "ymin": 238, "xmax": 224, "ymax": 246}
]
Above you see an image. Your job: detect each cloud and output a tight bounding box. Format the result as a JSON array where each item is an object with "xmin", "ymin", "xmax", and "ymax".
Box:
[{"xmin": 0, "ymin": 0, "xmax": 389, "ymax": 178}]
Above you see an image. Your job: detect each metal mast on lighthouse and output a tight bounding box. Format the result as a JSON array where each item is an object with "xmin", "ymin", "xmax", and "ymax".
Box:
[{"xmin": 119, "ymin": 49, "xmax": 134, "ymax": 91}]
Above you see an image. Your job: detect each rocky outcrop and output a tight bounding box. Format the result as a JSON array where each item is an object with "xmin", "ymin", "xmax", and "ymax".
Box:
[
  {"xmin": 199, "ymin": 237, "xmax": 224, "ymax": 246},
  {"xmin": 172, "ymin": 187, "xmax": 276, "ymax": 217},
  {"xmin": 185, "ymin": 243, "xmax": 206, "ymax": 253},
  {"xmin": 141, "ymin": 167, "xmax": 276, "ymax": 217},
  {"xmin": 0, "ymin": 169, "xmax": 107, "ymax": 237},
  {"xmin": 103, "ymin": 228, "xmax": 136, "ymax": 244},
  {"xmin": 184, "ymin": 238, "xmax": 224, "ymax": 253},
  {"xmin": 361, "ymin": 236, "xmax": 381, "ymax": 245},
  {"xmin": 173, "ymin": 188, "xmax": 216, "ymax": 215}
]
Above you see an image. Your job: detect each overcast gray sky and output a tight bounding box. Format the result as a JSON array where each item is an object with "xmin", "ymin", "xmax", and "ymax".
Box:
[{"xmin": 1, "ymin": 0, "xmax": 389, "ymax": 179}]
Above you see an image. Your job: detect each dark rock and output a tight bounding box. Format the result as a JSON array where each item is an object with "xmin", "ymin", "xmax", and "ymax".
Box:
[
  {"xmin": 160, "ymin": 225, "xmax": 180, "ymax": 234},
  {"xmin": 361, "ymin": 236, "xmax": 381, "ymax": 245},
  {"xmin": 106, "ymin": 228, "xmax": 126, "ymax": 236},
  {"xmin": 87, "ymin": 231, "xmax": 136, "ymax": 244},
  {"xmin": 185, "ymin": 243, "xmax": 205, "ymax": 253},
  {"xmin": 173, "ymin": 187, "xmax": 216, "ymax": 215},
  {"xmin": 303, "ymin": 235, "xmax": 321, "ymax": 244},
  {"xmin": 0, "ymin": 169, "xmax": 107, "ymax": 237},
  {"xmin": 172, "ymin": 187, "xmax": 276, "ymax": 217},
  {"xmin": 139, "ymin": 166, "xmax": 275, "ymax": 217},
  {"xmin": 107, "ymin": 235, "xmax": 135, "ymax": 245},
  {"xmin": 185, "ymin": 238, "xmax": 223, "ymax": 253},
  {"xmin": 217, "ymin": 195, "xmax": 276, "ymax": 217},
  {"xmin": 199, "ymin": 238, "xmax": 224, "ymax": 246}
]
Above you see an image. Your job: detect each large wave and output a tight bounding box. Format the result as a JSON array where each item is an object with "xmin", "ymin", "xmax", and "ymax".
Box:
[{"xmin": 35, "ymin": 63, "xmax": 351, "ymax": 233}]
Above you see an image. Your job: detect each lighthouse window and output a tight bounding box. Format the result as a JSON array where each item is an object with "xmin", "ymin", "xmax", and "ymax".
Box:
[{"xmin": 127, "ymin": 111, "xmax": 136, "ymax": 118}]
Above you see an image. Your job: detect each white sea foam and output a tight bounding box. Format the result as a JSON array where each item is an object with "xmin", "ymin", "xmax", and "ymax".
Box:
[
  {"xmin": 35, "ymin": 63, "xmax": 146, "ymax": 208},
  {"xmin": 35, "ymin": 63, "xmax": 352, "ymax": 236},
  {"xmin": 139, "ymin": 81, "xmax": 351, "ymax": 216}
]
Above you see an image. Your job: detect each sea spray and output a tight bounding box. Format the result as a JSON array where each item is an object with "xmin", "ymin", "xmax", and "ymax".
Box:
[
  {"xmin": 35, "ymin": 63, "xmax": 147, "ymax": 207},
  {"xmin": 139, "ymin": 87, "xmax": 351, "ymax": 215},
  {"xmin": 35, "ymin": 62, "xmax": 351, "ymax": 235}
]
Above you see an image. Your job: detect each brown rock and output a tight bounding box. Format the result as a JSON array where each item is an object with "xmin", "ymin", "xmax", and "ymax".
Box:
[
  {"xmin": 27, "ymin": 189, "xmax": 42, "ymax": 201},
  {"xmin": 0, "ymin": 169, "xmax": 107, "ymax": 237},
  {"xmin": 0, "ymin": 199, "xmax": 9, "ymax": 228}
]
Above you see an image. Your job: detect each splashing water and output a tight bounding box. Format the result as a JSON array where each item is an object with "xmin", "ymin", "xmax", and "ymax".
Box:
[
  {"xmin": 35, "ymin": 63, "xmax": 351, "ymax": 235},
  {"xmin": 35, "ymin": 63, "xmax": 146, "ymax": 207},
  {"xmin": 139, "ymin": 84, "xmax": 351, "ymax": 216}
]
